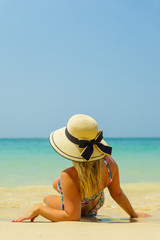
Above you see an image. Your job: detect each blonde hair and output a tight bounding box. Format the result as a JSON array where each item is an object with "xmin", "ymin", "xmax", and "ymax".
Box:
[{"xmin": 73, "ymin": 160, "xmax": 102, "ymax": 201}]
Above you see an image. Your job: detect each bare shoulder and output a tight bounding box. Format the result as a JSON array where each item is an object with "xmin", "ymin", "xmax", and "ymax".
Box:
[
  {"xmin": 105, "ymin": 155, "xmax": 119, "ymax": 176},
  {"xmin": 61, "ymin": 166, "xmax": 77, "ymax": 178},
  {"xmin": 60, "ymin": 167, "xmax": 78, "ymax": 188}
]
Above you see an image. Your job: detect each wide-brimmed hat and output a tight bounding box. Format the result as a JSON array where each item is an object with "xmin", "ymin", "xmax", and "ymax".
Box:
[{"xmin": 49, "ymin": 114, "xmax": 112, "ymax": 162}]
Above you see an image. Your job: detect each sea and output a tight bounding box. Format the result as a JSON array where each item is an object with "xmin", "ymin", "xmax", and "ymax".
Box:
[{"xmin": 0, "ymin": 138, "xmax": 160, "ymax": 187}]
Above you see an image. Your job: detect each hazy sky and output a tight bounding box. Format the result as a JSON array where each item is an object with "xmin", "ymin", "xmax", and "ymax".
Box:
[{"xmin": 0, "ymin": 0, "xmax": 160, "ymax": 138}]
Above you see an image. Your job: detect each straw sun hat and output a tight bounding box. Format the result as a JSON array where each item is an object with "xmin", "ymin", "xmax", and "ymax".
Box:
[{"xmin": 49, "ymin": 114, "xmax": 112, "ymax": 162}]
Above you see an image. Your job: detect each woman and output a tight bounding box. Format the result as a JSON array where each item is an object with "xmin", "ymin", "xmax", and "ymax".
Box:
[{"xmin": 14, "ymin": 114, "xmax": 150, "ymax": 222}]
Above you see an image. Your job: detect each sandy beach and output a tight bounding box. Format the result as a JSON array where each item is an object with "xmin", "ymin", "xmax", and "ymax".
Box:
[
  {"xmin": 0, "ymin": 220, "xmax": 160, "ymax": 240},
  {"xmin": 0, "ymin": 183, "xmax": 160, "ymax": 240}
]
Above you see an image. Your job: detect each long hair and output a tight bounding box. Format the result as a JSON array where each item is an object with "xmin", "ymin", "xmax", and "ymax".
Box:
[{"xmin": 72, "ymin": 160, "xmax": 102, "ymax": 201}]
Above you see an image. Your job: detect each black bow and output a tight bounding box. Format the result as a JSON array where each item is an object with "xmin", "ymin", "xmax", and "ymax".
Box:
[
  {"xmin": 65, "ymin": 128, "xmax": 112, "ymax": 161},
  {"xmin": 78, "ymin": 130, "xmax": 112, "ymax": 160}
]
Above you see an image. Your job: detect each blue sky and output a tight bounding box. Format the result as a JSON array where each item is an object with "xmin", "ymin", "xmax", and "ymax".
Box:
[{"xmin": 0, "ymin": 0, "xmax": 160, "ymax": 138}]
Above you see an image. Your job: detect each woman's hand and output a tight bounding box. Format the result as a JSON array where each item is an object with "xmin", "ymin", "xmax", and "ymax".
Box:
[
  {"xmin": 134, "ymin": 212, "xmax": 152, "ymax": 218},
  {"xmin": 13, "ymin": 205, "xmax": 42, "ymax": 222}
]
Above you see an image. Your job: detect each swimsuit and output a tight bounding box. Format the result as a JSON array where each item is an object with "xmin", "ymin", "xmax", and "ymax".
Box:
[{"xmin": 57, "ymin": 158, "xmax": 112, "ymax": 216}]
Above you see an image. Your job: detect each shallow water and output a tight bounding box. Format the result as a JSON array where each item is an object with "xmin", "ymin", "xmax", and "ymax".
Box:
[{"xmin": 0, "ymin": 138, "xmax": 160, "ymax": 187}]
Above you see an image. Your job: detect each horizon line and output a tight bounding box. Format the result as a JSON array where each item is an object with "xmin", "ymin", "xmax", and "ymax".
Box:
[{"xmin": 0, "ymin": 137, "xmax": 160, "ymax": 139}]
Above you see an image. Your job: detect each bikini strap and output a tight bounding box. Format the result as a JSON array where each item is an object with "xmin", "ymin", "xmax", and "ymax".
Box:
[
  {"xmin": 81, "ymin": 191, "xmax": 102, "ymax": 207},
  {"xmin": 103, "ymin": 158, "xmax": 112, "ymax": 185},
  {"xmin": 57, "ymin": 178, "xmax": 64, "ymax": 202}
]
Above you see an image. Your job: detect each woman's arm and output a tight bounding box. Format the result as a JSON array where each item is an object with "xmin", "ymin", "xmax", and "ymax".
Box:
[
  {"xmin": 14, "ymin": 171, "xmax": 81, "ymax": 222},
  {"xmin": 108, "ymin": 158, "xmax": 150, "ymax": 218},
  {"xmin": 108, "ymin": 160, "xmax": 137, "ymax": 218},
  {"xmin": 13, "ymin": 204, "xmax": 76, "ymax": 222},
  {"xmin": 52, "ymin": 178, "xmax": 59, "ymax": 192},
  {"xmin": 110, "ymin": 188, "xmax": 138, "ymax": 218},
  {"xmin": 38, "ymin": 204, "xmax": 79, "ymax": 222}
]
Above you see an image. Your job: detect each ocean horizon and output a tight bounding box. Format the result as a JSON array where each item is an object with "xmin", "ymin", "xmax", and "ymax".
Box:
[{"xmin": 0, "ymin": 137, "xmax": 160, "ymax": 187}]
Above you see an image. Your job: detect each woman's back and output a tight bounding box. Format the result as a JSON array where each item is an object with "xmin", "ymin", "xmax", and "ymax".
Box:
[{"xmin": 58, "ymin": 156, "xmax": 115, "ymax": 216}]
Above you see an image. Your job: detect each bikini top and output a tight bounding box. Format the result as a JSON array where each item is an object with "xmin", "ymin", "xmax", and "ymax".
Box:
[{"xmin": 57, "ymin": 158, "xmax": 112, "ymax": 206}]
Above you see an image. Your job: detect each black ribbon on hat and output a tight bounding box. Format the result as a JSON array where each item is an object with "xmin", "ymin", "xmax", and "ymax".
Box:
[{"xmin": 65, "ymin": 128, "xmax": 112, "ymax": 161}]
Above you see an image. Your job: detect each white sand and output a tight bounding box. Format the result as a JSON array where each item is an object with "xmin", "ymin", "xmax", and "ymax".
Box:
[
  {"xmin": 0, "ymin": 220, "xmax": 160, "ymax": 240},
  {"xmin": 0, "ymin": 183, "xmax": 160, "ymax": 240}
]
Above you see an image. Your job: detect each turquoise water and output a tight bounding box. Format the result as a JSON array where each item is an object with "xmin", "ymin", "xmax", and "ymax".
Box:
[{"xmin": 0, "ymin": 138, "xmax": 160, "ymax": 187}]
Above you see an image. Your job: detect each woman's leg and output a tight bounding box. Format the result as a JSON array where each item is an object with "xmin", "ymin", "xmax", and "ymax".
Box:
[
  {"xmin": 43, "ymin": 195, "xmax": 62, "ymax": 210},
  {"xmin": 52, "ymin": 178, "xmax": 59, "ymax": 192}
]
